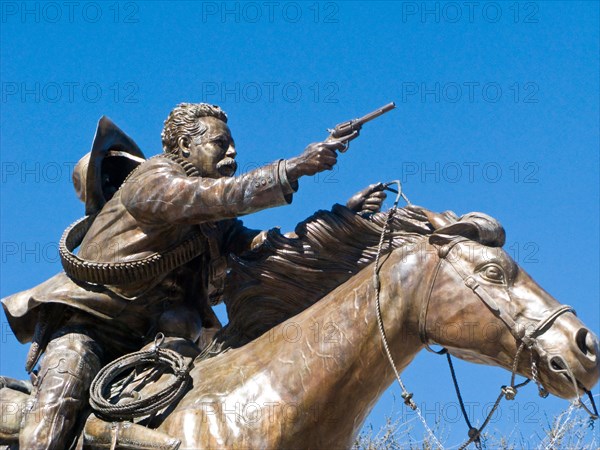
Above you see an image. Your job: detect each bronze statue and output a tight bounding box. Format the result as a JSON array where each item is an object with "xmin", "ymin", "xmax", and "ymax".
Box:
[
  {"xmin": 0, "ymin": 104, "xmax": 598, "ymax": 449},
  {"xmin": 0, "ymin": 103, "xmax": 388, "ymax": 449}
]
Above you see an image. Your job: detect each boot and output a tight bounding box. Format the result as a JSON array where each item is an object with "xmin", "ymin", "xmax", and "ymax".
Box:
[
  {"xmin": 83, "ymin": 415, "xmax": 180, "ymax": 449},
  {"xmin": 19, "ymin": 330, "xmax": 102, "ymax": 450}
]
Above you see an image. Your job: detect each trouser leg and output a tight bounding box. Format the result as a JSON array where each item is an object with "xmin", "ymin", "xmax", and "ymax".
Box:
[{"xmin": 19, "ymin": 330, "xmax": 103, "ymax": 450}]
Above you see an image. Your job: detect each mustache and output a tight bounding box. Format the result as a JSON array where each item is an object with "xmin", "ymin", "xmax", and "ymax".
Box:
[
  {"xmin": 217, "ymin": 158, "xmax": 237, "ymax": 174},
  {"xmin": 217, "ymin": 158, "xmax": 236, "ymax": 169}
]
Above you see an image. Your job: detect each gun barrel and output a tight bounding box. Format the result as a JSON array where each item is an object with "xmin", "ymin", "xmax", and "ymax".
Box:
[
  {"xmin": 355, "ymin": 102, "xmax": 396, "ymax": 125},
  {"xmin": 328, "ymin": 101, "xmax": 396, "ymax": 143}
]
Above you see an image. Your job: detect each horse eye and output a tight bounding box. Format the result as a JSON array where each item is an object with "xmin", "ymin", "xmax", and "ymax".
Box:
[{"xmin": 479, "ymin": 264, "xmax": 505, "ymax": 283}]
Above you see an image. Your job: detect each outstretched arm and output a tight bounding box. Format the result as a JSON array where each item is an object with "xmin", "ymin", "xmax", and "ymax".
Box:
[{"xmin": 122, "ymin": 138, "xmax": 348, "ymax": 226}]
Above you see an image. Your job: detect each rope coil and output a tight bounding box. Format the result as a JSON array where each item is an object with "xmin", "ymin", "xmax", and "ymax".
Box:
[{"xmin": 89, "ymin": 334, "xmax": 191, "ymax": 421}]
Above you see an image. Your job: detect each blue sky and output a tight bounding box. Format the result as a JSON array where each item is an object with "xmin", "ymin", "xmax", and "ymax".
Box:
[{"xmin": 1, "ymin": 1, "xmax": 599, "ymax": 447}]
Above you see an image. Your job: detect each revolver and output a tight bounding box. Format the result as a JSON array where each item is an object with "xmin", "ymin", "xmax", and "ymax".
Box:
[{"xmin": 327, "ymin": 102, "xmax": 396, "ymax": 152}]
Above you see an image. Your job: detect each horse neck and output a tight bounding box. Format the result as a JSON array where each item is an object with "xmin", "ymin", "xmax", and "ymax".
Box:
[
  {"xmin": 166, "ymin": 244, "xmax": 435, "ymax": 448},
  {"xmin": 257, "ymin": 246, "xmax": 431, "ymax": 444}
]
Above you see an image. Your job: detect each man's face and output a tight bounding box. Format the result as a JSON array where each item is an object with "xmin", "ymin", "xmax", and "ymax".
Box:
[{"xmin": 183, "ymin": 116, "xmax": 237, "ymax": 178}]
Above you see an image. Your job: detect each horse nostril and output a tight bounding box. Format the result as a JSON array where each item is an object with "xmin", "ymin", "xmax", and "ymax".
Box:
[{"xmin": 576, "ymin": 328, "xmax": 597, "ymax": 359}]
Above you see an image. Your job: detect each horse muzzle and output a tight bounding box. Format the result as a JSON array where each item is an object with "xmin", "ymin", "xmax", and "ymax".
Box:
[{"xmin": 537, "ymin": 326, "xmax": 600, "ymax": 399}]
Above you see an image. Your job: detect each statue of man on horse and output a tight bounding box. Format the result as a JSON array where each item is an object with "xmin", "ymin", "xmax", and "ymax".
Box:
[
  {"xmin": 2, "ymin": 103, "xmax": 597, "ymax": 450},
  {"xmin": 1, "ymin": 102, "xmax": 388, "ymax": 449}
]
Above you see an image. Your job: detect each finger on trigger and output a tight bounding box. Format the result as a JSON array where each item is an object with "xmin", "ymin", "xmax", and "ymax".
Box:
[
  {"xmin": 323, "ymin": 139, "xmax": 346, "ymax": 151},
  {"xmin": 344, "ymin": 130, "xmax": 360, "ymax": 142}
]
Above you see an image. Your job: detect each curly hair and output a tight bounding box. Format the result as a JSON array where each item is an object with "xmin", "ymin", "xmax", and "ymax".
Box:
[{"xmin": 161, "ymin": 103, "xmax": 228, "ymax": 153}]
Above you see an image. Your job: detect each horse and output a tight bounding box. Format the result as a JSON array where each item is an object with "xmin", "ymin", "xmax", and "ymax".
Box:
[{"xmin": 1, "ymin": 204, "xmax": 598, "ymax": 449}]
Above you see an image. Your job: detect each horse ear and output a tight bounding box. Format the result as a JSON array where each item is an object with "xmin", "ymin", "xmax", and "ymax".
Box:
[
  {"xmin": 405, "ymin": 205, "xmax": 459, "ymax": 230},
  {"xmin": 429, "ymin": 222, "xmax": 479, "ymax": 246},
  {"xmin": 428, "ymin": 233, "xmax": 453, "ymax": 246},
  {"xmin": 422, "ymin": 209, "xmax": 459, "ymax": 230},
  {"xmin": 430, "ymin": 212, "xmax": 506, "ymax": 247}
]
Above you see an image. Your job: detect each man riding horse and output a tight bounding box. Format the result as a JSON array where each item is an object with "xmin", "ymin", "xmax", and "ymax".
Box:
[{"xmin": 2, "ymin": 103, "xmax": 386, "ymax": 449}]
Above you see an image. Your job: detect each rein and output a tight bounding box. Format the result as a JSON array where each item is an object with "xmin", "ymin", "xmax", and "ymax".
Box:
[
  {"xmin": 373, "ymin": 181, "xmax": 416, "ymax": 409},
  {"xmin": 373, "ymin": 188, "xmax": 598, "ymax": 449}
]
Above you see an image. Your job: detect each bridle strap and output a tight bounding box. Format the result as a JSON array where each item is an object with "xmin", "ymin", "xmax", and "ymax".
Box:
[
  {"xmin": 440, "ymin": 240, "xmax": 521, "ymax": 338},
  {"xmin": 418, "ymin": 256, "xmax": 447, "ymax": 354},
  {"xmin": 418, "ymin": 237, "xmax": 469, "ymax": 351},
  {"xmin": 522, "ymin": 304, "xmax": 575, "ymax": 346},
  {"xmin": 419, "ymin": 238, "xmax": 576, "ymax": 348}
]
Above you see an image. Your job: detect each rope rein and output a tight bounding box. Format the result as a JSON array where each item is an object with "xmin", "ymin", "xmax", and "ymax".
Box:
[
  {"xmin": 373, "ymin": 181, "xmax": 414, "ymax": 408},
  {"xmin": 373, "ymin": 182, "xmax": 445, "ymax": 449}
]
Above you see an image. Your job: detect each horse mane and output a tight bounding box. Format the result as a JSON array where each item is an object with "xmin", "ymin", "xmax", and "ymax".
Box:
[{"xmin": 204, "ymin": 204, "xmax": 436, "ymax": 355}]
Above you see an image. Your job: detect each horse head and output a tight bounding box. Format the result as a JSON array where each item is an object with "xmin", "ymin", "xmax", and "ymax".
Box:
[{"xmin": 419, "ymin": 211, "xmax": 599, "ymax": 402}]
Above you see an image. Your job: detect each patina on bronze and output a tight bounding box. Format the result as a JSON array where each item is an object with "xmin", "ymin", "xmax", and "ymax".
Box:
[{"xmin": 1, "ymin": 104, "xmax": 599, "ymax": 450}]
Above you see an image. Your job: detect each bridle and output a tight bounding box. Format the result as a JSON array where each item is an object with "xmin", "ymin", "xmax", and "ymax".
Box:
[
  {"xmin": 417, "ymin": 236, "xmax": 591, "ymax": 448},
  {"xmin": 373, "ymin": 186, "xmax": 598, "ymax": 450},
  {"xmin": 419, "ymin": 237, "xmax": 575, "ymax": 351}
]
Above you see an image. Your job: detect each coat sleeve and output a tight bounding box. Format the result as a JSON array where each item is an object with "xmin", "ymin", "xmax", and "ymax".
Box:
[
  {"xmin": 219, "ymin": 219, "xmax": 268, "ymax": 256},
  {"xmin": 121, "ymin": 158, "xmax": 297, "ymax": 225}
]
